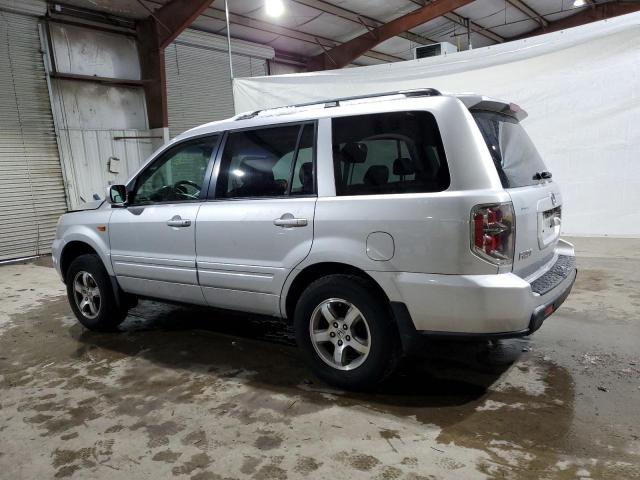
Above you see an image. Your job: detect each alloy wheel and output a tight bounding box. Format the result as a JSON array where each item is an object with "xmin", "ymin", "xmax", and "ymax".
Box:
[
  {"xmin": 73, "ymin": 271, "xmax": 101, "ymax": 320},
  {"xmin": 309, "ymin": 298, "xmax": 371, "ymax": 371}
]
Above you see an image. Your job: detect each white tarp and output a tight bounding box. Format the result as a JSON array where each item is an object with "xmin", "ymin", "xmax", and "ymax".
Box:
[{"xmin": 234, "ymin": 12, "xmax": 640, "ymax": 237}]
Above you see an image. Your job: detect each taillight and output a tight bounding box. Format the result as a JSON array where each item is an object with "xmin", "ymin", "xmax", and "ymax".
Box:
[{"xmin": 470, "ymin": 203, "xmax": 514, "ymax": 265}]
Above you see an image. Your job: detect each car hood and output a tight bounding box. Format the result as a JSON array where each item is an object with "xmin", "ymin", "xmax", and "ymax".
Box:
[{"xmin": 68, "ymin": 199, "xmax": 105, "ymax": 212}]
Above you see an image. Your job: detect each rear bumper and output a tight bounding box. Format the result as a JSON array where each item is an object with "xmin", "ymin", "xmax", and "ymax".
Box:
[
  {"xmin": 528, "ymin": 266, "xmax": 576, "ymax": 334},
  {"xmin": 375, "ymin": 242, "xmax": 576, "ymax": 347}
]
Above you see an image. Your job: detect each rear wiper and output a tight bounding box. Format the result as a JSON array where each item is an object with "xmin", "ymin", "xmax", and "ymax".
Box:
[{"xmin": 533, "ymin": 171, "xmax": 552, "ymax": 180}]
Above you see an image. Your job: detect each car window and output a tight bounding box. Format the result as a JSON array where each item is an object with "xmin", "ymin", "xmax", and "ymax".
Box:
[
  {"xmin": 332, "ymin": 111, "xmax": 449, "ymax": 196},
  {"xmin": 472, "ymin": 110, "xmax": 548, "ymax": 188},
  {"xmin": 132, "ymin": 136, "xmax": 219, "ymax": 205},
  {"xmin": 215, "ymin": 123, "xmax": 315, "ymax": 199}
]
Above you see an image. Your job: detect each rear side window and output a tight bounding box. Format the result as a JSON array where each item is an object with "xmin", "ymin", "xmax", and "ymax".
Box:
[
  {"xmin": 214, "ymin": 123, "xmax": 315, "ymax": 199},
  {"xmin": 331, "ymin": 111, "xmax": 449, "ymax": 196},
  {"xmin": 472, "ymin": 110, "xmax": 548, "ymax": 188}
]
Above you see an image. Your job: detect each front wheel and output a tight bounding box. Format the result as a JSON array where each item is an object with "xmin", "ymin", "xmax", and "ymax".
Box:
[
  {"xmin": 294, "ymin": 275, "xmax": 400, "ymax": 390},
  {"xmin": 65, "ymin": 254, "xmax": 128, "ymax": 331}
]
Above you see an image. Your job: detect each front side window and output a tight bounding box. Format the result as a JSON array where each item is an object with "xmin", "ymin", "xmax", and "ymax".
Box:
[
  {"xmin": 332, "ymin": 111, "xmax": 449, "ymax": 196},
  {"xmin": 215, "ymin": 123, "xmax": 315, "ymax": 199},
  {"xmin": 132, "ymin": 136, "xmax": 219, "ymax": 204}
]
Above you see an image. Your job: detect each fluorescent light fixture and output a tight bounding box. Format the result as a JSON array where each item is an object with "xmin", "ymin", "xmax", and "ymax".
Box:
[
  {"xmin": 573, "ymin": 0, "xmax": 586, "ymax": 6},
  {"xmin": 265, "ymin": 0, "xmax": 285, "ymax": 17}
]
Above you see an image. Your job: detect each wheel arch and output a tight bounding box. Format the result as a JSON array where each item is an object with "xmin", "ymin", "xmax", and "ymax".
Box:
[
  {"xmin": 282, "ymin": 262, "xmax": 392, "ymax": 323},
  {"xmin": 60, "ymin": 240, "xmax": 108, "ymax": 282}
]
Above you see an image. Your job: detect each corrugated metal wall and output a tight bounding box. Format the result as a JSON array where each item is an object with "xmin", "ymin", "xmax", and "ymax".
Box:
[
  {"xmin": 165, "ymin": 31, "xmax": 273, "ymax": 138},
  {"xmin": 0, "ymin": 11, "xmax": 67, "ymax": 260}
]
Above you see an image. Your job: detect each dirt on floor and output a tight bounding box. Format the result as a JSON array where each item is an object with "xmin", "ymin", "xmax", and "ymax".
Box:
[{"xmin": 0, "ymin": 237, "xmax": 639, "ymax": 479}]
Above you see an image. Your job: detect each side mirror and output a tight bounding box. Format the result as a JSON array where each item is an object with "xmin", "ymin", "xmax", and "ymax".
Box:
[{"xmin": 106, "ymin": 184, "xmax": 128, "ymax": 207}]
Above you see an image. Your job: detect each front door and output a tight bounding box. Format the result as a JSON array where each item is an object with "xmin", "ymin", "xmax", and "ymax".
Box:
[
  {"xmin": 109, "ymin": 135, "xmax": 220, "ymax": 304},
  {"xmin": 196, "ymin": 123, "xmax": 316, "ymax": 315}
]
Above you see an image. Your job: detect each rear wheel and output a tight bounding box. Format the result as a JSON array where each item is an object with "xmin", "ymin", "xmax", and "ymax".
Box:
[
  {"xmin": 294, "ymin": 274, "xmax": 400, "ymax": 390},
  {"xmin": 66, "ymin": 254, "xmax": 128, "ymax": 331}
]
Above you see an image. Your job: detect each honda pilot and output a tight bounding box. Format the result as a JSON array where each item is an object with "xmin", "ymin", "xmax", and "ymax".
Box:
[{"xmin": 52, "ymin": 89, "xmax": 576, "ymax": 389}]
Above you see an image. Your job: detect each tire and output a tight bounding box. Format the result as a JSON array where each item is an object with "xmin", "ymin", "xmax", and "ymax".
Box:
[
  {"xmin": 294, "ymin": 274, "xmax": 400, "ymax": 390},
  {"xmin": 65, "ymin": 254, "xmax": 128, "ymax": 331}
]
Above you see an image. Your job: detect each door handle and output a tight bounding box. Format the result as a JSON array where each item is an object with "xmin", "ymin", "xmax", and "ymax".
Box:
[
  {"xmin": 166, "ymin": 217, "xmax": 191, "ymax": 227},
  {"xmin": 274, "ymin": 214, "xmax": 308, "ymax": 228}
]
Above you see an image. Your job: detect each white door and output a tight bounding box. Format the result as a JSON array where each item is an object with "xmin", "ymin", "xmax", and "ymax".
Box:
[
  {"xmin": 0, "ymin": 12, "xmax": 67, "ymax": 260},
  {"xmin": 196, "ymin": 123, "xmax": 316, "ymax": 316},
  {"xmin": 109, "ymin": 135, "xmax": 220, "ymax": 304}
]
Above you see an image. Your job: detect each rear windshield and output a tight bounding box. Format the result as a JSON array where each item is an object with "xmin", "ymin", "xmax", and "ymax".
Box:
[
  {"xmin": 472, "ymin": 110, "xmax": 548, "ymax": 188},
  {"xmin": 332, "ymin": 111, "xmax": 449, "ymax": 196}
]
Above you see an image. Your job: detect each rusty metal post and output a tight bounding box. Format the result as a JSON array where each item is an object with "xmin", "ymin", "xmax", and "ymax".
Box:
[{"xmin": 136, "ymin": 0, "xmax": 214, "ymax": 129}]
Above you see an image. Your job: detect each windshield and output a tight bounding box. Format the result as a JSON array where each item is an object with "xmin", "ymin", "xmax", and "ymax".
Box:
[{"xmin": 472, "ymin": 110, "xmax": 548, "ymax": 188}]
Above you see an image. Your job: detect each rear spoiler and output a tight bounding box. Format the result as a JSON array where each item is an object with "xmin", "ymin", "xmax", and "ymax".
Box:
[{"xmin": 454, "ymin": 94, "xmax": 528, "ymax": 121}]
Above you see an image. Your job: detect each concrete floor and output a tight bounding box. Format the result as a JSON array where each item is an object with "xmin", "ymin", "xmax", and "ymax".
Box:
[{"xmin": 0, "ymin": 237, "xmax": 639, "ymax": 479}]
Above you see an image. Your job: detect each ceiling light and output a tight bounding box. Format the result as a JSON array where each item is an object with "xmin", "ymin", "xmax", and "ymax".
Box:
[
  {"xmin": 573, "ymin": 0, "xmax": 586, "ymax": 6},
  {"xmin": 265, "ymin": 0, "xmax": 285, "ymax": 17}
]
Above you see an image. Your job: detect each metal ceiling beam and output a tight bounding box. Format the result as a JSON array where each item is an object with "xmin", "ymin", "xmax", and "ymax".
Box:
[
  {"xmin": 306, "ymin": 0, "xmax": 474, "ymax": 71},
  {"xmin": 442, "ymin": 12, "xmax": 504, "ymax": 43},
  {"xmin": 137, "ymin": 0, "xmax": 213, "ymax": 128},
  {"xmin": 139, "ymin": 0, "xmax": 214, "ymax": 49},
  {"xmin": 183, "ymin": 6, "xmax": 403, "ymax": 63},
  {"xmin": 517, "ymin": 1, "xmax": 640, "ymax": 39},
  {"xmin": 407, "ymin": 0, "xmax": 503, "ymax": 44},
  {"xmin": 143, "ymin": 1, "xmax": 403, "ymax": 64},
  {"xmin": 291, "ymin": 0, "xmax": 438, "ymax": 45},
  {"xmin": 505, "ymin": 0, "xmax": 548, "ymax": 28}
]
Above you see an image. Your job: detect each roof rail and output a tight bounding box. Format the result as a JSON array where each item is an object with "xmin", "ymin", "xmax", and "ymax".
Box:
[{"xmin": 235, "ymin": 88, "xmax": 441, "ymax": 120}]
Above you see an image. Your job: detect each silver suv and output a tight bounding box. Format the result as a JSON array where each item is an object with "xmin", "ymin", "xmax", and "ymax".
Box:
[{"xmin": 52, "ymin": 89, "xmax": 576, "ymax": 389}]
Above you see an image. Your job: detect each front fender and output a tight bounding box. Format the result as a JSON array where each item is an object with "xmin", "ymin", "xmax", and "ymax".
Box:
[{"xmin": 55, "ymin": 210, "xmax": 114, "ymax": 277}]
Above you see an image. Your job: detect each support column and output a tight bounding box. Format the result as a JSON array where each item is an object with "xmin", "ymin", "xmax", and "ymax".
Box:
[{"xmin": 136, "ymin": 0, "xmax": 214, "ymax": 129}]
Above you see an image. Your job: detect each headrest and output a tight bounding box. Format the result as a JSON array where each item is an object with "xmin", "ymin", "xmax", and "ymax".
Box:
[
  {"xmin": 393, "ymin": 157, "xmax": 415, "ymax": 175},
  {"xmin": 363, "ymin": 165, "xmax": 389, "ymax": 186},
  {"xmin": 299, "ymin": 162, "xmax": 313, "ymax": 183},
  {"xmin": 239, "ymin": 157, "xmax": 275, "ymax": 184},
  {"xmin": 239, "ymin": 156, "xmax": 274, "ymax": 173},
  {"xmin": 340, "ymin": 142, "xmax": 368, "ymax": 164}
]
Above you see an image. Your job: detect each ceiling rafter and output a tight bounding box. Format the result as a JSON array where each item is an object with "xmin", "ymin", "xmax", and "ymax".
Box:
[
  {"xmin": 306, "ymin": 0, "xmax": 474, "ymax": 71},
  {"xmin": 143, "ymin": 0, "xmax": 403, "ymax": 64},
  {"xmin": 291, "ymin": 0, "xmax": 438, "ymax": 45},
  {"xmin": 517, "ymin": 1, "xmax": 640, "ymax": 38},
  {"xmin": 443, "ymin": 11, "xmax": 504, "ymax": 43},
  {"xmin": 505, "ymin": 0, "xmax": 548, "ymax": 28},
  {"xmin": 407, "ymin": 0, "xmax": 504, "ymax": 43}
]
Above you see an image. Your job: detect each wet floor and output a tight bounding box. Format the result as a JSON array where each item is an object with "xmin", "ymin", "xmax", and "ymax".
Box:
[{"xmin": 0, "ymin": 237, "xmax": 639, "ymax": 479}]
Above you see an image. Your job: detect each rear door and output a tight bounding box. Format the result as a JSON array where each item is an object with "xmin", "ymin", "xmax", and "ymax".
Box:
[
  {"xmin": 472, "ymin": 110, "xmax": 562, "ymax": 278},
  {"xmin": 195, "ymin": 122, "xmax": 316, "ymax": 316}
]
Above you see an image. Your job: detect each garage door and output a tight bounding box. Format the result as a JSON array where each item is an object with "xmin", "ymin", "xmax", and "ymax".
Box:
[
  {"xmin": 0, "ymin": 11, "xmax": 67, "ymax": 261},
  {"xmin": 165, "ymin": 31, "xmax": 271, "ymax": 138}
]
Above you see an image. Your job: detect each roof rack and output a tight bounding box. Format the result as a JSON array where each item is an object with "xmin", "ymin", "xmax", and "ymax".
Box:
[{"xmin": 235, "ymin": 88, "xmax": 441, "ymax": 120}]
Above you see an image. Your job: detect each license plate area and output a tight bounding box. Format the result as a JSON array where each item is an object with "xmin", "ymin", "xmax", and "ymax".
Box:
[{"xmin": 538, "ymin": 205, "xmax": 561, "ymax": 249}]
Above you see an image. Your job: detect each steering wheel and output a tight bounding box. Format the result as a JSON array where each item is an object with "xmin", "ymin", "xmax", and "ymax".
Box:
[{"xmin": 174, "ymin": 180, "xmax": 201, "ymax": 199}]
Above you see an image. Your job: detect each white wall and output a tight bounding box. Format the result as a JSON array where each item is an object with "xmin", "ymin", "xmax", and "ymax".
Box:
[
  {"xmin": 234, "ymin": 13, "xmax": 640, "ymax": 237},
  {"xmin": 48, "ymin": 22, "xmax": 153, "ymax": 209}
]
